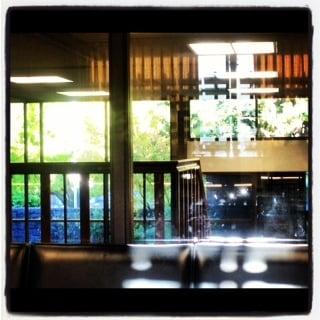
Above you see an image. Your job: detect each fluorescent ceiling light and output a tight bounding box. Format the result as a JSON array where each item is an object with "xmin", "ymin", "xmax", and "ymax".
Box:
[
  {"xmin": 216, "ymin": 71, "xmax": 278, "ymax": 79},
  {"xmin": 11, "ymin": 76, "xmax": 73, "ymax": 84},
  {"xmin": 189, "ymin": 42, "xmax": 274, "ymax": 55},
  {"xmin": 232, "ymin": 42, "xmax": 274, "ymax": 54},
  {"xmin": 228, "ymin": 88, "xmax": 279, "ymax": 94},
  {"xmin": 189, "ymin": 42, "xmax": 234, "ymax": 55},
  {"xmin": 57, "ymin": 90, "xmax": 109, "ymax": 97}
]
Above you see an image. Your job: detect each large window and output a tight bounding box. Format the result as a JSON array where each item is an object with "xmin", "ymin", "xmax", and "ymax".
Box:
[{"xmin": 8, "ymin": 31, "xmax": 310, "ymax": 244}]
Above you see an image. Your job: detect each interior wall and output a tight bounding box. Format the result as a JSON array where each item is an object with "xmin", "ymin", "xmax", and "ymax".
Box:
[{"xmin": 187, "ymin": 140, "xmax": 308, "ymax": 172}]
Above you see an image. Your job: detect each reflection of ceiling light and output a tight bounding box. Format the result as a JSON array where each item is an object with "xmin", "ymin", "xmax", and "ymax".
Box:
[
  {"xmin": 219, "ymin": 280, "xmax": 238, "ymax": 288},
  {"xmin": 239, "ymin": 188, "xmax": 248, "ymax": 196},
  {"xmin": 131, "ymin": 260, "xmax": 152, "ymax": 271},
  {"xmin": 229, "ymin": 193, "xmax": 235, "ymax": 199},
  {"xmin": 261, "ymin": 176, "xmax": 269, "ymax": 180},
  {"xmin": 11, "ymin": 76, "xmax": 73, "ymax": 84},
  {"xmin": 234, "ymin": 183, "xmax": 252, "ymax": 187},
  {"xmin": 182, "ymin": 173, "xmax": 193, "ymax": 180},
  {"xmin": 243, "ymin": 260, "xmax": 268, "ymax": 274},
  {"xmin": 283, "ymin": 176, "xmax": 300, "ymax": 180},
  {"xmin": 228, "ymin": 88, "xmax": 279, "ymax": 94},
  {"xmin": 206, "ymin": 183, "xmax": 222, "ymax": 188},
  {"xmin": 57, "ymin": 91, "xmax": 109, "ymax": 97},
  {"xmin": 220, "ymin": 259, "xmax": 238, "ymax": 273},
  {"xmin": 189, "ymin": 41, "xmax": 274, "ymax": 55}
]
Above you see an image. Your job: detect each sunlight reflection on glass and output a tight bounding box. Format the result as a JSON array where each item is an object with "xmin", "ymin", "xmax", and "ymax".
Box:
[
  {"xmin": 122, "ymin": 279, "xmax": 180, "ymax": 288},
  {"xmin": 243, "ymin": 259, "xmax": 268, "ymax": 274}
]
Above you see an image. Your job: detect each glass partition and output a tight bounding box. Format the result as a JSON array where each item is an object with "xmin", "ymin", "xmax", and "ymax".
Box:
[{"xmin": 130, "ymin": 32, "xmax": 309, "ymax": 242}]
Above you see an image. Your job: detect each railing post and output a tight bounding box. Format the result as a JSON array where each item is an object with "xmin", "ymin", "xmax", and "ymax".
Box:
[
  {"xmin": 154, "ymin": 173, "xmax": 165, "ymax": 239},
  {"xmin": 80, "ymin": 173, "xmax": 90, "ymax": 244},
  {"xmin": 41, "ymin": 173, "xmax": 51, "ymax": 243},
  {"xmin": 171, "ymin": 171, "xmax": 179, "ymax": 238}
]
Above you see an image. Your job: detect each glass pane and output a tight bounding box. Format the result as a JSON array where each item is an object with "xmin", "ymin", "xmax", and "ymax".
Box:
[
  {"xmin": 90, "ymin": 222, "xmax": 104, "ymax": 243},
  {"xmin": 257, "ymin": 174, "xmax": 307, "ymax": 239},
  {"xmin": 43, "ymin": 102, "xmax": 106, "ymax": 162},
  {"xmin": 67, "ymin": 222, "xmax": 80, "ymax": 243},
  {"xmin": 190, "ymin": 99, "xmax": 256, "ymax": 141},
  {"xmin": 134, "ymin": 222, "xmax": 144, "ymax": 241},
  {"xmin": 51, "ymin": 222, "xmax": 65, "ymax": 243},
  {"xmin": 165, "ymin": 221, "xmax": 172, "ymax": 239},
  {"xmin": 133, "ymin": 174, "xmax": 144, "ymax": 220},
  {"xmin": 29, "ymin": 221, "xmax": 41, "ymax": 243},
  {"xmin": 26, "ymin": 103, "xmax": 40, "ymax": 162},
  {"xmin": 50, "ymin": 174, "xmax": 64, "ymax": 220},
  {"xmin": 132, "ymin": 101, "xmax": 170, "ymax": 161},
  {"xmin": 258, "ymin": 98, "xmax": 308, "ymax": 138},
  {"xmin": 10, "ymin": 103, "xmax": 25, "ymax": 163},
  {"xmin": 164, "ymin": 174, "xmax": 171, "ymax": 220},
  {"xmin": 28, "ymin": 174, "xmax": 41, "ymax": 220},
  {"xmin": 146, "ymin": 174, "xmax": 155, "ymax": 220},
  {"xmin": 89, "ymin": 174, "xmax": 104, "ymax": 220},
  {"xmin": 11, "ymin": 175, "xmax": 25, "ymax": 219},
  {"xmin": 12, "ymin": 222, "xmax": 25, "ymax": 243},
  {"xmin": 66, "ymin": 174, "xmax": 80, "ymax": 220},
  {"xmin": 145, "ymin": 221, "xmax": 156, "ymax": 240}
]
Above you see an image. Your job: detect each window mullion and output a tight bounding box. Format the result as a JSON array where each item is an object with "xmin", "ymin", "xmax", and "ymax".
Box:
[{"xmin": 109, "ymin": 32, "xmax": 132, "ymax": 244}]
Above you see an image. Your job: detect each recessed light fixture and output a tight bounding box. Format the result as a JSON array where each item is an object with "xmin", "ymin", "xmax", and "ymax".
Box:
[
  {"xmin": 57, "ymin": 91, "xmax": 110, "ymax": 97},
  {"xmin": 11, "ymin": 76, "xmax": 73, "ymax": 84},
  {"xmin": 189, "ymin": 42, "xmax": 274, "ymax": 55}
]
